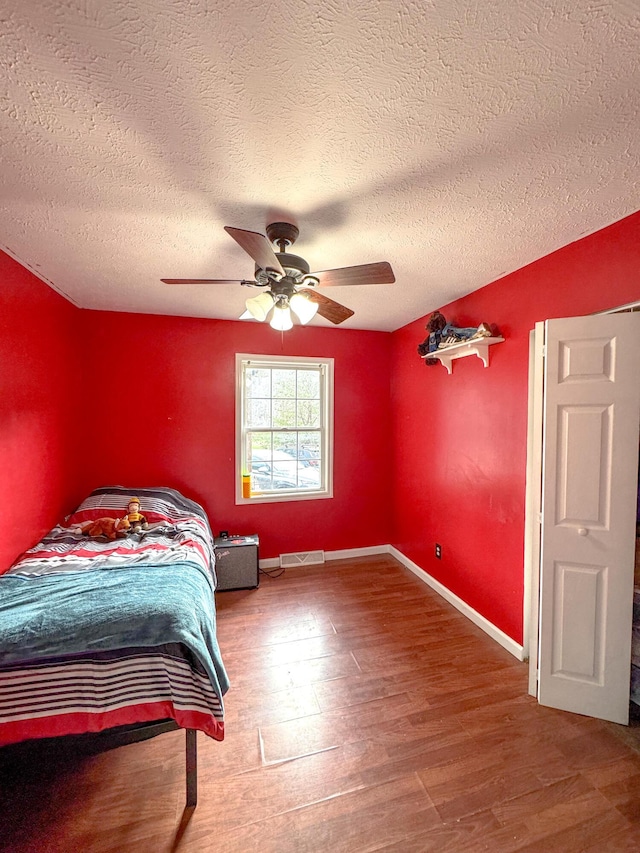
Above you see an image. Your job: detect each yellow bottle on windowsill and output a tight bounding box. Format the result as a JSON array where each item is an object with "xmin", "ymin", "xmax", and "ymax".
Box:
[{"xmin": 242, "ymin": 473, "xmax": 251, "ymax": 499}]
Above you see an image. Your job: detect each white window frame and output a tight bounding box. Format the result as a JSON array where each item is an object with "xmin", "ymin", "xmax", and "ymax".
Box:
[{"xmin": 235, "ymin": 353, "xmax": 334, "ymax": 504}]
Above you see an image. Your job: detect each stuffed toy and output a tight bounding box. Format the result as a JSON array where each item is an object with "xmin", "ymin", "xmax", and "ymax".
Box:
[
  {"xmin": 74, "ymin": 516, "xmax": 131, "ymax": 540},
  {"xmin": 125, "ymin": 497, "xmax": 149, "ymax": 533},
  {"xmin": 417, "ymin": 311, "xmax": 447, "ymax": 364}
]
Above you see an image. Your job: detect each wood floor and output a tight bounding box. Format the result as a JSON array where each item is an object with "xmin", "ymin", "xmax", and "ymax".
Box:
[{"xmin": 3, "ymin": 554, "xmax": 640, "ymax": 852}]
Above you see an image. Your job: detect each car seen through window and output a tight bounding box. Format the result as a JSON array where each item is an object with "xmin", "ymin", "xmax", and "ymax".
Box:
[{"xmin": 250, "ymin": 450, "xmax": 321, "ymax": 492}]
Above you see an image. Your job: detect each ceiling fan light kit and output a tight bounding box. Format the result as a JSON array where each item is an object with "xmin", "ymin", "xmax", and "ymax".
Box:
[
  {"xmin": 245, "ymin": 291, "xmax": 274, "ymax": 321},
  {"xmin": 289, "ymin": 292, "xmax": 318, "ymax": 324},
  {"xmin": 245, "ymin": 285, "xmax": 318, "ymax": 327},
  {"xmin": 162, "ymin": 221, "xmax": 395, "ymax": 329},
  {"xmin": 270, "ymin": 304, "xmax": 293, "ymax": 331}
]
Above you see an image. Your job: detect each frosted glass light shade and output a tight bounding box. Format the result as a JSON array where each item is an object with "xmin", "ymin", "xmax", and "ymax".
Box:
[
  {"xmin": 290, "ymin": 292, "xmax": 319, "ymax": 325},
  {"xmin": 245, "ymin": 291, "xmax": 274, "ymax": 321},
  {"xmin": 269, "ymin": 305, "xmax": 293, "ymax": 331}
]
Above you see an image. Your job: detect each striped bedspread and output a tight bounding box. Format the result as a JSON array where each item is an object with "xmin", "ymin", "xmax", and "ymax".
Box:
[{"xmin": 0, "ymin": 486, "xmax": 229, "ymax": 747}]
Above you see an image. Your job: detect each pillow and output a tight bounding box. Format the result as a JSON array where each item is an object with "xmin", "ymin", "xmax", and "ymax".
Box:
[{"xmin": 64, "ymin": 486, "xmax": 177, "ymax": 528}]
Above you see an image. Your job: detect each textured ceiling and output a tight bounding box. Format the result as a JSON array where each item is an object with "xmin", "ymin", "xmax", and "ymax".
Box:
[{"xmin": 1, "ymin": 0, "xmax": 639, "ymax": 331}]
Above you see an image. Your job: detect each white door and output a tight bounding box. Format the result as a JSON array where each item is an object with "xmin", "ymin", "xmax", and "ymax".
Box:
[{"xmin": 538, "ymin": 312, "xmax": 640, "ymax": 725}]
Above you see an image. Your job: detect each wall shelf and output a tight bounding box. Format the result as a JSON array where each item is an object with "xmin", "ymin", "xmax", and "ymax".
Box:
[{"xmin": 420, "ymin": 336, "xmax": 504, "ymax": 374}]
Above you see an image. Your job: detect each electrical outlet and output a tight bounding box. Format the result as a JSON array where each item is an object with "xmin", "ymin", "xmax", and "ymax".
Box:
[{"xmin": 435, "ymin": 543, "xmax": 442, "ymax": 559}]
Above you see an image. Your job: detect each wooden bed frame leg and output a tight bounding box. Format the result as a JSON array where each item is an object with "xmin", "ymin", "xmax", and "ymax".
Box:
[{"xmin": 186, "ymin": 728, "xmax": 197, "ymax": 808}]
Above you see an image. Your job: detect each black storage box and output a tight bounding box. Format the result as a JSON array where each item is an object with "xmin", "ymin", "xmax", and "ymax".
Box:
[{"xmin": 214, "ymin": 535, "xmax": 259, "ymax": 591}]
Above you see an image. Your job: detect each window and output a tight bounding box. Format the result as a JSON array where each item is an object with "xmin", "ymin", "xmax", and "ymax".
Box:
[{"xmin": 236, "ymin": 354, "xmax": 334, "ymax": 503}]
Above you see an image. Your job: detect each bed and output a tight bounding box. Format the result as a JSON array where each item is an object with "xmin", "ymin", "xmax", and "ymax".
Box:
[{"xmin": 0, "ymin": 485, "xmax": 229, "ymax": 805}]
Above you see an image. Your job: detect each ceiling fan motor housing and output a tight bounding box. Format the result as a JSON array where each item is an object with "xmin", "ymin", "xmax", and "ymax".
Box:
[
  {"xmin": 255, "ymin": 252, "xmax": 310, "ymax": 281},
  {"xmin": 269, "ymin": 276, "xmax": 298, "ymax": 301},
  {"xmin": 265, "ymin": 221, "xmax": 299, "ymax": 251}
]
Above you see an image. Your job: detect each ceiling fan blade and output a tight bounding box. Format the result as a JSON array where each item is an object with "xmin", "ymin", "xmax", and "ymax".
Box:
[
  {"xmin": 224, "ymin": 226, "xmax": 285, "ymax": 276},
  {"xmin": 311, "ymin": 261, "xmax": 395, "ymax": 288},
  {"xmin": 161, "ymin": 278, "xmax": 250, "ymax": 285},
  {"xmin": 299, "ymin": 288, "xmax": 354, "ymax": 325}
]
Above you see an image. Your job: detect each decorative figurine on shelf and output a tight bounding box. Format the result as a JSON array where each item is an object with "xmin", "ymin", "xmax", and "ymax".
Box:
[
  {"xmin": 417, "ymin": 311, "xmax": 447, "ymax": 365},
  {"xmin": 125, "ymin": 496, "xmax": 149, "ymax": 533}
]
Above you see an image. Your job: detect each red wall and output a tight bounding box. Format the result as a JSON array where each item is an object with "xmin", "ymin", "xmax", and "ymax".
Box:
[
  {"xmin": 78, "ymin": 311, "xmax": 393, "ymax": 559},
  {"xmin": 0, "ymin": 252, "xmax": 84, "ymax": 571},
  {"xmin": 390, "ymin": 212, "xmax": 640, "ymax": 644},
  {"xmin": 3, "ymin": 210, "xmax": 640, "ymax": 642}
]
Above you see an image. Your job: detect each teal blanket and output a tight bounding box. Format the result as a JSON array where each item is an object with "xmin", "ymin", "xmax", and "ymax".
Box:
[{"xmin": 0, "ymin": 560, "xmax": 229, "ymax": 699}]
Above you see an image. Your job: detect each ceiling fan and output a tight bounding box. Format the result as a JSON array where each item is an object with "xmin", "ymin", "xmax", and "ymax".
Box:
[{"xmin": 161, "ymin": 222, "xmax": 395, "ymax": 329}]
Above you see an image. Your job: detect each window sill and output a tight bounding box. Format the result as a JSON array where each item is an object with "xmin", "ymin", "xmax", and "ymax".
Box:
[{"xmin": 236, "ymin": 489, "xmax": 333, "ymax": 505}]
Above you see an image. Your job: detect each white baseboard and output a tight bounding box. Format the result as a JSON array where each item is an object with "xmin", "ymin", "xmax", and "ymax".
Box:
[
  {"xmin": 388, "ymin": 546, "xmax": 524, "ymax": 661},
  {"xmin": 324, "ymin": 545, "xmax": 389, "ymax": 561},
  {"xmin": 259, "ymin": 545, "xmax": 387, "ymax": 570},
  {"xmin": 259, "ymin": 557, "xmax": 281, "ymax": 569},
  {"xmin": 260, "ymin": 543, "xmax": 524, "ymax": 661}
]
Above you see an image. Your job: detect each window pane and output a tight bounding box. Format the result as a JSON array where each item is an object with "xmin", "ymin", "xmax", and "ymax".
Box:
[
  {"xmin": 273, "ymin": 399, "xmax": 296, "ymax": 427},
  {"xmin": 271, "ymin": 459, "xmax": 297, "ymax": 482},
  {"xmin": 297, "ymin": 399, "xmax": 320, "ymax": 427},
  {"xmin": 298, "ymin": 431, "xmax": 321, "ymax": 467},
  {"xmin": 248, "ymin": 432, "xmax": 271, "ymax": 454},
  {"xmin": 273, "ymin": 432, "xmax": 294, "ymax": 455},
  {"xmin": 297, "ymin": 370, "xmax": 319, "ymax": 400},
  {"xmin": 272, "ymin": 369, "xmax": 296, "ymax": 399},
  {"xmin": 246, "ymin": 368, "xmax": 270, "ymax": 399},
  {"xmin": 247, "ymin": 399, "xmax": 271, "ymax": 428}
]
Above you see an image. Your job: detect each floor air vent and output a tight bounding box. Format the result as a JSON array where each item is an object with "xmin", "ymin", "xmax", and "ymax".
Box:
[{"xmin": 279, "ymin": 550, "xmax": 325, "ymax": 569}]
